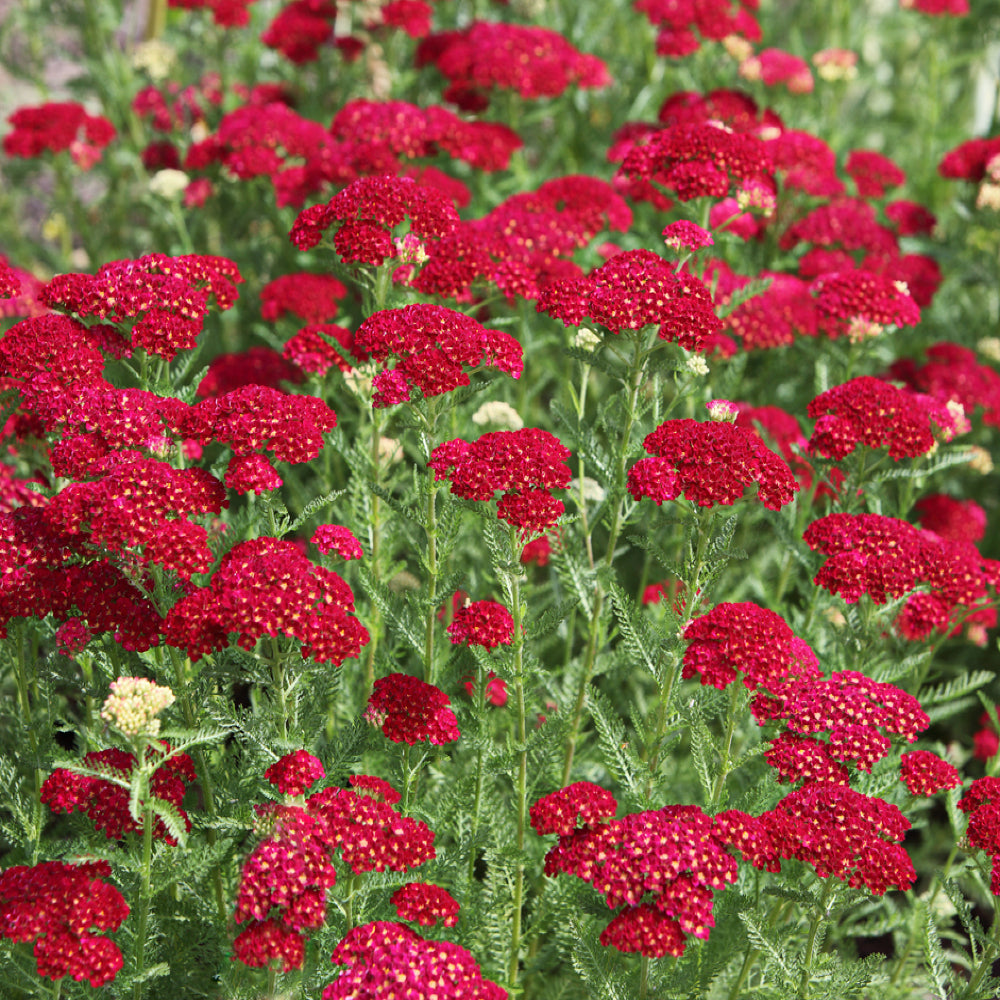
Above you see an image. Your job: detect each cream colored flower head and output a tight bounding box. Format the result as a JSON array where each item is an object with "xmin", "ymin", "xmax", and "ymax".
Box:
[
  {"xmin": 472, "ymin": 400, "xmax": 523, "ymax": 430},
  {"xmin": 149, "ymin": 169, "xmax": 191, "ymax": 200},
  {"xmin": 101, "ymin": 677, "xmax": 175, "ymax": 738},
  {"xmin": 574, "ymin": 327, "xmax": 600, "ymax": 352}
]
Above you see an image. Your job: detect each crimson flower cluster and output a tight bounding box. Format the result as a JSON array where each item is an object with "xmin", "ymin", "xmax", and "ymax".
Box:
[
  {"xmin": 429, "ymin": 428, "xmax": 571, "ymax": 538},
  {"xmin": 4, "ymin": 101, "xmax": 116, "ymax": 166},
  {"xmin": 365, "ymin": 673, "xmax": 460, "ymax": 745},
  {"xmin": 682, "ymin": 603, "xmax": 820, "ymax": 691},
  {"xmin": 804, "ymin": 512, "xmax": 1000, "ymax": 615},
  {"xmin": 324, "ymin": 921, "xmax": 506, "ymax": 999},
  {"xmin": 810, "ymin": 269, "xmax": 921, "ymax": 336},
  {"xmin": 391, "ymin": 882, "xmax": 461, "ymax": 927},
  {"xmin": 163, "ymin": 537, "xmax": 370, "ymax": 665},
  {"xmin": 195, "ymin": 346, "xmax": 305, "ymax": 399},
  {"xmin": 958, "ymin": 778, "xmax": 1000, "ymax": 893},
  {"xmin": 846, "ymin": 149, "xmax": 906, "ymax": 198},
  {"xmin": 289, "ymin": 175, "xmax": 459, "ymax": 261},
  {"xmin": 331, "ymin": 98, "xmax": 523, "ymax": 172},
  {"xmin": 41, "ymin": 254, "xmax": 242, "ymax": 361},
  {"xmin": 235, "ymin": 775, "xmax": 437, "ymax": 970},
  {"xmin": 628, "ymin": 418, "xmax": 800, "ymax": 510},
  {"xmin": 447, "ymin": 600, "xmax": 514, "ymax": 649},
  {"xmin": 719, "ymin": 785, "xmax": 916, "ymax": 895},
  {"xmin": 899, "ymin": 751, "xmax": 962, "ymax": 796},
  {"xmin": 0, "ymin": 860, "xmax": 128, "ymax": 987},
  {"xmin": 753, "ymin": 670, "xmax": 929, "ymax": 786},
  {"xmin": 282, "ymin": 324, "xmax": 358, "ymax": 376},
  {"xmin": 807, "ymin": 375, "xmax": 965, "ymax": 461},
  {"xmin": 354, "ymin": 304, "xmax": 523, "ymax": 407},
  {"xmin": 635, "ymin": 0, "xmax": 761, "ymax": 58},
  {"xmin": 915, "ymin": 493, "xmax": 987, "ymax": 544},
  {"xmin": 41, "ymin": 745, "xmax": 196, "ymax": 844},
  {"xmin": 532, "ymin": 783, "xmax": 737, "ymax": 957},
  {"xmin": 260, "ymin": 272, "xmax": 347, "ymax": 325},
  {"xmin": 618, "ymin": 122, "xmax": 773, "ymax": 202},
  {"xmin": 265, "ymin": 750, "xmax": 326, "ymax": 797},
  {"xmin": 312, "ymin": 524, "xmax": 363, "ymax": 560},
  {"xmin": 416, "ymin": 22, "xmax": 609, "ymax": 109},
  {"xmin": 536, "ymin": 249, "xmax": 721, "ymax": 348}
]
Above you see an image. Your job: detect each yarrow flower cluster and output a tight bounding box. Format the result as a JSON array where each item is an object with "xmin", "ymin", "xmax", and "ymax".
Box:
[
  {"xmin": 682, "ymin": 603, "xmax": 820, "ymax": 691},
  {"xmin": 428, "ymin": 428, "xmax": 572, "ymax": 538},
  {"xmin": 537, "ymin": 249, "xmax": 721, "ymax": 348},
  {"xmin": 446, "ymin": 600, "xmax": 514, "ymax": 649},
  {"xmin": 353, "ymin": 304, "xmax": 523, "ymax": 407},
  {"xmin": 100, "ymin": 676, "xmax": 175, "ymax": 738},
  {"xmin": 391, "ymin": 882, "xmax": 461, "ymax": 927},
  {"xmin": 311, "ymin": 524, "xmax": 363, "ymax": 560},
  {"xmin": 41, "ymin": 744, "xmax": 196, "ymax": 844},
  {"xmin": 3, "ymin": 101, "xmax": 116, "ymax": 167},
  {"xmin": 807, "ymin": 375, "xmax": 966, "ymax": 460},
  {"xmin": 365, "ymin": 673, "xmax": 460, "ymax": 745},
  {"xmin": 289, "ymin": 175, "xmax": 459, "ymax": 260},
  {"xmin": 532, "ymin": 784, "xmax": 737, "ymax": 957},
  {"xmin": 163, "ymin": 537, "xmax": 369, "ymax": 665},
  {"xmin": 0, "ymin": 860, "xmax": 128, "ymax": 987},
  {"xmin": 323, "ymin": 921, "xmax": 506, "ymax": 999},
  {"xmin": 958, "ymin": 778, "xmax": 1000, "ymax": 893},
  {"xmin": 627, "ymin": 418, "xmax": 800, "ymax": 510},
  {"xmin": 264, "ymin": 750, "xmax": 326, "ymax": 796},
  {"xmin": 899, "ymin": 751, "xmax": 962, "ymax": 796}
]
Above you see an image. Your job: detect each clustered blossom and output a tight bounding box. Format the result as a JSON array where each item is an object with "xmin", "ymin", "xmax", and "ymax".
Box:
[
  {"xmin": 260, "ymin": 273, "xmax": 347, "ymax": 324},
  {"xmin": 391, "ymin": 882, "xmax": 461, "ymax": 927},
  {"xmin": 739, "ymin": 48, "xmax": 814, "ymax": 94},
  {"xmin": 627, "ymin": 418, "xmax": 800, "ymax": 510},
  {"xmin": 914, "ymin": 493, "xmax": 987, "ymax": 544},
  {"xmin": 323, "ymin": 921, "xmax": 506, "ymax": 999},
  {"xmin": 446, "ymin": 600, "xmax": 514, "ymax": 649},
  {"xmin": 100, "ymin": 677, "xmax": 175, "ymax": 738},
  {"xmin": 662, "ymin": 221, "xmax": 714, "ymax": 251},
  {"xmin": 682, "ymin": 603, "xmax": 820, "ymax": 691},
  {"xmin": 810, "ymin": 269, "xmax": 921, "ymax": 338},
  {"xmin": 428, "ymin": 428, "xmax": 571, "ymax": 538},
  {"xmin": 41, "ymin": 254, "xmax": 242, "ymax": 361},
  {"xmin": 634, "ymin": 0, "xmax": 761, "ymax": 58},
  {"xmin": 0, "ymin": 860, "xmax": 128, "ymax": 987},
  {"xmin": 3, "ymin": 101, "xmax": 116, "ymax": 166},
  {"xmin": 41, "ymin": 745, "xmax": 196, "ymax": 844},
  {"xmin": 899, "ymin": 751, "xmax": 962, "ymax": 796},
  {"xmin": 958, "ymin": 778, "xmax": 1000, "ymax": 893},
  {"xmin": 807, "ymin": 376, "xmax": 966, "ymax": 461},
  {"xmin": 416, "ymin": 21, "xmax": 609, "ymax": 108},
  {"xmin": 536, "ymin": 249, "xmax": 721, "ymax": 349},
  {"xmin": 804, "ymin": 512, "xmax": 1000, "ymax": 614},
  {"xmin": 532, "ymin": 784, "xmax": 737, "ymax": 957},
  {"xmin": 353, "ymin": 304, "xmax": 523, "ymax": 407},
  {"xmin": 289, "ymin": 175, "xmax": 459, "ymax": 259},
  {"xmin": 845, "ymin": 149, "xmax": 906, "ymax": 198},
  {"xmin": 265, "ymin": 750, "xmax": 326, "ymax": 796},
  {"xmin": 312, "ymin": 524, "xmax": 363, "ymax": 560},
  {"xmin": 282, "ymin": 324, "xmax": 358, "ymax": 376},
  {"xmin": 235, "ymin": 777, "xmax": 437, "ymax": 970},
  {"xmin": 365, "ymin": 674, "xmax": 460, "ymax": 745},
  {"xmin": 163, "ymin": 537, "xmax": 369, "ymax": 666}
]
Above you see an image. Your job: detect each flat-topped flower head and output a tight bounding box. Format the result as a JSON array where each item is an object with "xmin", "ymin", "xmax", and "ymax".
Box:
[
  {"xmin": 265, "ymin": 751, "xmax": 326, "ymax": 796},
  {"xmin": 447, "ymin": 600, "xmax": 514, "ymax": 649},
  {"xmin": 530, "ymin": 782, "xmax": 618, "ymax": 836},
  {"xmin": 899, "ymin": 751, "xmax": 962, "ymax": 796},
  {"xmin": 100, "ymin": 677, "xmax": 174, "ymax": 738},
  {"xmin": 628, "ymin": 418, "xmax": 799, "ymax": 510},
  {"xmin": 4, "ymin": 101, "xmax": 116, "ymax": 163},
  {"xmin": 289, "ymin": 175, "xmax": 459, "ymax": 259},
  {"xmin": 663, "ymin": 221, "xmax": 714, "ymax": 252},
  {"xmin": 354, "ymin": 304, "xmax": 523, "ymax": 407},
  {"xmin": 537, "ymin": 249, "xmax": 721, "ymax": 348},
  {"xmin": 311, "ymin": 525, "xmax": 363, "ymax": 560},
  {"xmin": 391, "ymin": 882, "xmax": 460, "ymax": 927},
  {"xmin": 0, "ymin": 860, "xmax": 129, "ymax": 987},
  {"xmin": 365, "ymin": 673, "xmax": 460, "ymax": 745}
]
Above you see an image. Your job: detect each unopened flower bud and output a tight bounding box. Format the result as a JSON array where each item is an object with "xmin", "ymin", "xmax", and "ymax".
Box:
[{"xmin": 706, "ymin": 398, "xmax": 739, "ymax": 422}]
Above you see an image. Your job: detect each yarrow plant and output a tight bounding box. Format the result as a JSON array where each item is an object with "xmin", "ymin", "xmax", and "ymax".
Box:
[{"xmin": 1, "ymin": 0, "xmax": 999, "ymax": 998}]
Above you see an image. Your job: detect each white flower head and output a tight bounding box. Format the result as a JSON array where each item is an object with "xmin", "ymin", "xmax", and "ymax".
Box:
[
  {"xmin": 685, "ymin": 354, "xmax": 710, "ymax": 376},
  {"xmin": 101, "ymin": 677, "xmax": 175, "ymax": 739},
  {"xmin": 472, "ymin": 400, "xmax": 524, "ymax": 430},
  {"xmin": 149, "ymin": 169, "xmax": 191, "ymax": 200},
  {"xmin": 574, "ymin": 327, "xmax": 601, "ymax": 352}
]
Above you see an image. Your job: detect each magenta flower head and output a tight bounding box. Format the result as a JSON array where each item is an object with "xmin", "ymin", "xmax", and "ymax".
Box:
[
  {"xmin": 265, "ymin": 750, "xmax": 326, "ymax": 796},
  {"xmin": 289, "ymin": 175, "xmax": 459, "ymax": 261},
  {"xmin": 365, "ymin": 674, "xmax": 460, "ymax": 745},
  {"xmin": 662, "ymin": 221, "xmax": 714, "ymax": 252},
  {"xmin": 447, "ymin": 600, "xmax": 514, "ymax": 649}
]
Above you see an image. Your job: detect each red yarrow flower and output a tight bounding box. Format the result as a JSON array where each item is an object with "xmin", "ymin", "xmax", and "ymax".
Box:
[
  {"xmin": 265, "ymin": 751, "xmax": 326, "ymax": 796},
  {"xmin": 289, "ymin": 175, "xmax": 459, "ymax": 258},
  {"xmin": 628, "ymin": 418, "xmax": 800, "ymax": 510},
  {"xmin": 391, "ymin": 882, "xmax": 460, "ymax": 927},
  {"xmin": 446, "ymin": 600, "xmax": 514, "ymax": 648},
  {"xmin": 958, "ymin": 778, "xmax": 1000, "ymax": 893},
  {"xmin": 899, "ymin": 751, "xmax": 962, "ymax": 796},
  {"xmin": 0, "ymin": 860, "xmax": 128, "ymax": 987},
  {"xmin": 530, "ymin": 782, "xmax": 618, "ymax": 836},
  {"xmin": 312, "ymin": 525, "xmax": 363, "ymax": 560},
  {"xmin": 4, "ymin": 102, "xmax": 116, "ymax": 161},
  {"xmin": 365, "ymin": 674, "xmax": 460, "ymax": 745}
]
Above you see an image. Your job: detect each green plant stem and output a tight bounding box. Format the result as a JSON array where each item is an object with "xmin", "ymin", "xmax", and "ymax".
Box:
[
  {"xmin": 467, "ymin": 745, "xmax": 486, "ymax": 886},
  {"xmin": 729, "ymin": 946, "xmax": 760, "ymax": 1000},
  {"xmin": 644, "ymin": 652, "xmax": 679, "ymax": 801},
  {"xmin": 132, "ymin": 801, "xmax": 155, "ymax": 1000},
  {"xmin": 362, "ymin": 406, "xmax": 386, "ymax": 698},
  {"xmin": 710, "ymin": 681, "xmax": 742, "ymax": 811},
  {"xmin": 423, "ymin": 479, "xmax": 439, "ymax": 684},
  {"xmin": 12, "ymin": 625, "xmax": 43, "ymax": 863},
  {"xmin": 508, "ymin": 535, "xmax": 528, "ymax": 989},
  {"xmin": 798, "ymin": 881, "xmax": 836, "ymax": 999},
  {"xmin": 638, "ymin": 955, "xmax": 649, "ymax": 998},
  {"xmin": 269, "ymin": 639, "xmax": 288, "ymax": 741},
  {"xmin": 562, "ymin": 328, "xmax": 649, "ymax": 784},
  {"xmin": 961, "ymin": 900, "xmax": 1000, "ymax": 999}
]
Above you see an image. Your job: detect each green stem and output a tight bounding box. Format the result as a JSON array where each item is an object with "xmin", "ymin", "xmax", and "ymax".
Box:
[
  {"xmin": 728, "ymin": 946, "xmax": 760, "ymax": 1000},
  {"xmin": 270, "ymin": 639, "xmax": 288, "ymax": 741},
  {"xmin": 508, "ymin": 531, "xmax": 528, "ymax": 989},
  {"xmin": 423, "ymin": 480, "xmax": 439, "ymax": 684},
  {"xmin": 638, "ymin": 955, "xmax": 649, "ymax": 998},
  {"xmin": 962, "ymin": 901, "xmax": 1000, "ymax": 999},
  {"xmin": 467, "ymin": 746, "xmax": 486, "ymax": 886},
  {"xmin": 710, "ymin": 682, "xmax": 742, "ymax": 811},
  {"xmin": 644, "ymin": 652, "xmax": 680, "ymax": 801},
  {"xmin": 132, "ymin": 801, "xmax": 155, "ymax": 1000},
  {"xmin": 561, "ymin": 329, "xmax": 649, "ymax": 784},
  {"xmin": 12, "ymin": 625, "xmax": 43, "ymax": 863},
  {"xmin": 798, "ymin": 881, "xmax": 836, "ymax": 999}
]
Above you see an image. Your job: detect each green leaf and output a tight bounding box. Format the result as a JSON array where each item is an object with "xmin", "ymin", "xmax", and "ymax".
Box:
[
  {"xmin": 716, "ymin": 277, "xmax": 773, "ymax": 319},
  {"xmin": 285, "ymin": 487, "xmax": 346, "ymax": 534}
]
